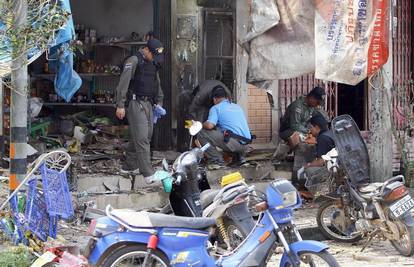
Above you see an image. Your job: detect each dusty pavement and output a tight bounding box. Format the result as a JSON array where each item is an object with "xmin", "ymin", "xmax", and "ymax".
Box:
[
  {"xmin": 44, "ymin": 204, "xmax": 414, "ymax": 266},
  {"xmin": 2, "ymin": 180, "xmax": 414, "ymax": 266},
  {"xmin": 267, "ymin": 206, "xmax": 414, "ymax": 266}
]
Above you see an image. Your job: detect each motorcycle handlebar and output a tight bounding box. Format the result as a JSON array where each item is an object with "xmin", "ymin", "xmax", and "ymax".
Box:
[
  {"xmin": 175, "ymin": 173, "xmax": 184, "ymax": 185},
  {"xmin": 200, "ymin": 143, "xmax": 210, "ymax": 152}
]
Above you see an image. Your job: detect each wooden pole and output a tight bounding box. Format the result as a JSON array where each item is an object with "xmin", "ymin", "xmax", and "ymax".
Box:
[{"xmin": 9, "ymin": 0, "xmax": 28, "ymax": 190}]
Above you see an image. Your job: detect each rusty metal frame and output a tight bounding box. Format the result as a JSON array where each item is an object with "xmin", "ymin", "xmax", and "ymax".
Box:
[
  {"xmin": 278, "ymin": 74, "xmax": 338, "ymax": 119},
  {"xmin": 393, "ymin": 0, "xmax": 412, "ymax": 130}
]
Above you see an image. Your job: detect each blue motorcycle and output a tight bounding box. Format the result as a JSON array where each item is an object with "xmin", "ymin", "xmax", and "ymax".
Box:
[{"xmin": 85, "ymin": 177, "xmax": 339, "ymax": 267}]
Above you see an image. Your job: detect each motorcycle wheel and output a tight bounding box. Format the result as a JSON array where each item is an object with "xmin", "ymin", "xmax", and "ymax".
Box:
[
  {"xmin": 218, "ymin": 218, "xmax": 248, "ymax": 250},
  {"xmin": 283, "ymin": 250, "xmax": 340, "ymax": 267},
  {"xmin": 389, "ymin": 218, "xmax": 414, "ymax": 256},
  {"xmin": 317, "ymin": 200, "xmax": 362, "ymax": 243},
  {"xmin": 100, "ymin": 244, "xmax": 170, "ymax": 267}
]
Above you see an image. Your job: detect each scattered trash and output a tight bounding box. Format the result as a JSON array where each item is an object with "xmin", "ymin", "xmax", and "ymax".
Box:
[
  {"xmin": 38, "ymin": 246, "xmax": 89, "ymax": 267},
  {"xmin": 67, "ymin": 139, "xmax": 81, "ymax": 153},
  {"xmin": 73, "ymin": 126, "xmax": 86, "ymax": 144},
  {"xmin": 31, "ymin": 250, "xmax": 57, "ymax": 267}
]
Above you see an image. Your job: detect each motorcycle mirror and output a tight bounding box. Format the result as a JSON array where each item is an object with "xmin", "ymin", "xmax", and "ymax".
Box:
[
  {"xmin": 321, "ymin": 154, "xmax": 332, "ymax": 161},
  {"xmin": 189, "ymin": 121, "xmax": 202, "ymax": 136},
  {"xmin": 162, "ymin": 159, "xmax": 169, "ymax": 171},
  {"xmin": 328, "ymin": 148, "xmax": 338, "ymax": 157},
  {"xmin": 322, "ymin": 148, "xmax": 338, "ymax": 161}
]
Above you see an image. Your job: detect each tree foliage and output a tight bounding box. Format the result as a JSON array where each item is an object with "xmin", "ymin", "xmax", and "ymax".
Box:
[{"xmin": 0, "ymin": 0, "xmax": 69, "ymax": 78}]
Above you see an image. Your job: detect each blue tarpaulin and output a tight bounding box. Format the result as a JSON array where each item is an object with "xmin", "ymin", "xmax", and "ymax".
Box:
[{"xmin": 49, "ymin": 0, "xmax": 82, "ymax": 102}]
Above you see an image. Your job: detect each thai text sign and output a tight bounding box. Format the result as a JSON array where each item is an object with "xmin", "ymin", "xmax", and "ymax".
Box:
[{"xmin": 315, "ymin": 0, "xmax": 389, "ymax": 85}]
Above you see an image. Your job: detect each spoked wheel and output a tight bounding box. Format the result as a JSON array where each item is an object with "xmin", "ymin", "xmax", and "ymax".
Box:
[
  {"xmin": 317, "ymin": 201, "xmax": 362, "ymax": 243},
  {"xmin": 217, "ymin": 218, "xmax": 249, "ymax": 250},
  {"xmin": 43, "ymin": 151, "xmax": 71, "ymax": 172},
  {"xmin": 389, "ymin": 218, "xmax": 414, "ymax": 256},
  {"xmin": 284, "ymin": 250, "xmax": 340, "ymax": 267},
  {"xmin": 226, "ymin": 222, "xmax": 246, "ymax": 249},
  {"xmin": 101, "ymin": 244, "xmax": 169, "ymax": 267}
]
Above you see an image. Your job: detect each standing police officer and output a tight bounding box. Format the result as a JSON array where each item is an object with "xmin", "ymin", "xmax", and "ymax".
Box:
[{"xmin": 115, "ymin": 38, "xmax": 164, "ymax": 184}]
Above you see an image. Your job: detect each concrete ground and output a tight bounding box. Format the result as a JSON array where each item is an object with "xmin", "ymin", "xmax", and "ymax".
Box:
[
  {"xmin": 267, "ymin": 207, "xmax": 414, "ymax": 266},
  {"xmin": 2, "ymin": 161, "xmax": 414, "ymax": 266}
]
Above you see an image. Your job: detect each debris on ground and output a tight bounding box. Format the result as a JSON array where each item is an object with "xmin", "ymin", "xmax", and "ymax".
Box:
[{"xmin": 32, "ymin": 246, "xmax": 88, "ymax": 267}]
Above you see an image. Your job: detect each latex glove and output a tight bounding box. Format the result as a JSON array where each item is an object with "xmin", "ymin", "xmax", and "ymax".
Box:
[
  {"xmin": 116, "ymin": 107, "xmax": 125, "ymax": 120},
  {"xmin": 297, "ymin": 166, "xmax": 306, "ymax": 181},
  {"xmin": 153, "ymin": 104, "xmax": 166, "ymax": 124}
]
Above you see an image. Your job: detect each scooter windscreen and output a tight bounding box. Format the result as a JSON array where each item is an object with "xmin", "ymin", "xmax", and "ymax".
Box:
[
  {"xmin": 268, "ymin": 179, "xmax": 299, "ymax": 208},
  {"xmin": 173, "ymin": 152, "xmax": 197, "ymax": 172}
]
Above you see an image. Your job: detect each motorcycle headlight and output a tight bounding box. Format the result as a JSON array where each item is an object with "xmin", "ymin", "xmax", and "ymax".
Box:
[{"xmin": 282, "ymin": 191, "xmax": 297, "ymax": 207}]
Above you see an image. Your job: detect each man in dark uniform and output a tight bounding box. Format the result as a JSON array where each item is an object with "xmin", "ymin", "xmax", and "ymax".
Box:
[
  {"xmin": 298, "ymin": 113, "xmax": 335, "ymax": 184},
  {"xmin": 115, "ymin": 38, "xmax": 164, "ymax": 184},
  {"xmin": 278, "ymin": 86, "xmax": 327, "ymax": 186},
  {"xmin": 187, "ymin": 79, "xmax": 232, "ymax": 122},
  {"xmin": 279, "ymin": 86, "xmax": 326, "ymax": 148}
]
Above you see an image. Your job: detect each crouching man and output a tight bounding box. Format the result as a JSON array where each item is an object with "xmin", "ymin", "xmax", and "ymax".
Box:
[
  {"xmin": 298, "ymin": 113, "xmax": 335, "ymax": 186},
  {"xmin": 198, "ymin": 86, "xmax": 252, "ymax": 167}
]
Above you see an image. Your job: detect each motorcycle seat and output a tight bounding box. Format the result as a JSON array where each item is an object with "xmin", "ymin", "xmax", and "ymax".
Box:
[
  {"xmin": 200, "ymin": 189, "xmax": 220, "ymax": 208},
  {"xmin": 110, "ymin": 209, "xmax": 216, "ymax": 230},
  {"xmin": 358, "ymin": 182, "xmax": 383, "ymax": 197}
]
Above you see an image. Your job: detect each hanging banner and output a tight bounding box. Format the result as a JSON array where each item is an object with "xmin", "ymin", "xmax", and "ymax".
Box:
[
  {"xmin": 247, "ymin": 0, "xmax": 315, "ymax": 83},
  {"xmin": 241, "ymin": 0, "xmax": 280, "ymax": 44},
  {"xmin": 315, "ymin": 0, "xmax": 389, "ymax": 85}
]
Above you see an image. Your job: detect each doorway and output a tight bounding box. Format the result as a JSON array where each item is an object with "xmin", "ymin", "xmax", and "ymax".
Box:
[{"xmin": 337, "ymin": 80, "xmax": 367, "ymax": 130}]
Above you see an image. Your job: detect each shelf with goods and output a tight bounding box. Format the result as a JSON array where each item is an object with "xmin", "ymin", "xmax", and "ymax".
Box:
[
  {"xmin": 31, "ymin": 52, "xmax": 121, "ymax": 108},
  {"xmin": 32, "ymin": 72, "xmax": 120, "ymax": 81},
  {"xmin": 91, "ymin": 41, "xmax": 146, "ymax": 48},
  {"xmin": 42, "ymin": 102, "xmax": 116, "ymax": 107},
  {"xmin": 31, "ymin": 25, "xmax": 147, "ymax": 108}
]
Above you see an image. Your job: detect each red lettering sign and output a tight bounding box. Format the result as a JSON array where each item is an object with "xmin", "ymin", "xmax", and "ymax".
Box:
[{"xmin": 367, "ymin": 0, "xmax": 389, "ymax": 75}]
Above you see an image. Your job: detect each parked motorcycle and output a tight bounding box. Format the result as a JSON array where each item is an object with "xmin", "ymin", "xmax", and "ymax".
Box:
[
  {"xmin": 85, "ymin": 178, "xmax": 339, "ymax": 267},
  {"xmin": 307, "ymin": 115, "xmax": 414, "ymax": 256},
  {"xmin": 156, "ymin": 121, "xmax": 255, "ymax": 250}
]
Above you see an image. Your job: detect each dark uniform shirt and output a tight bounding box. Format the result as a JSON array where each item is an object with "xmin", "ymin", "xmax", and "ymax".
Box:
[
  {"xmin": 280, "ymin": 96, "xmax": 318, "ymax": 135},
  {"xmin": 115, "ymin": 52, "xmax": 163, "ymax": 108},
  {"xmin": 315, "ymin": 129, "xmax": 335, "ymax": 158}
]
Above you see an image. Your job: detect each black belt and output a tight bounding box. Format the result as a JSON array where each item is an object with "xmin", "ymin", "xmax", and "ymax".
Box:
[
  {"xmin": 223, "ymin": 130, "xmax": 254, "ymax": 144},
  {"xmin": 132, "ymin": 94, "xmax": 152, "ymax": 102}
]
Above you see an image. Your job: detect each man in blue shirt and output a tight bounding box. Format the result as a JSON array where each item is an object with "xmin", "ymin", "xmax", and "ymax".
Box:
[{"xmin": 198, "ymin": 86, "xmax": 251, "ymax": 165}]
